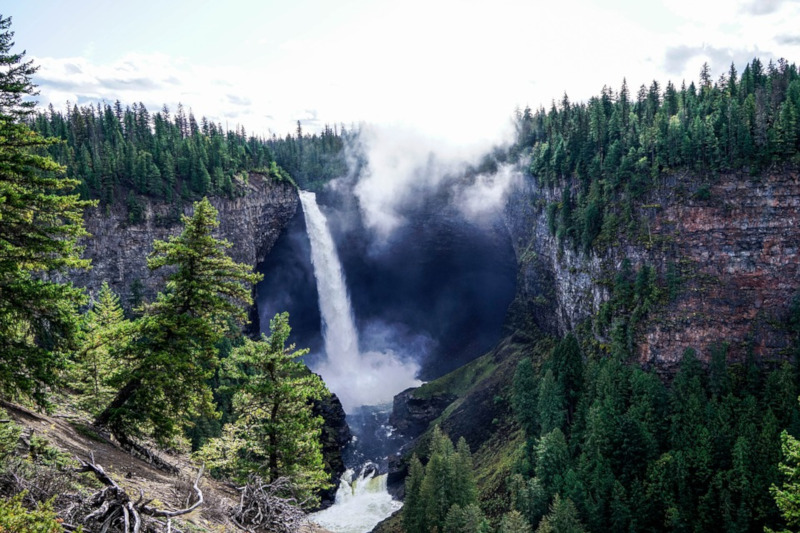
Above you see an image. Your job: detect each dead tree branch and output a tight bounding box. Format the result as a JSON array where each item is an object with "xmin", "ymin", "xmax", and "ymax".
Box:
[
  {"xmin": 230, "ymin": 475, "xmax": 305, "ymax": 533},
  {"xmin": 73, "ymin": 454, "xmax": 204, "ymax": 533}
]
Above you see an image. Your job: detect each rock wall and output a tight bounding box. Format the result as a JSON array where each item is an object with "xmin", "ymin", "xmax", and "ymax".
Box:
[
  {"xmin": 71, "ymin": 173, "xmax": 298, "ymax": 308},
  {"xmin": 505, "ymin": 169, "xmax": 800, "ymax": 367}
]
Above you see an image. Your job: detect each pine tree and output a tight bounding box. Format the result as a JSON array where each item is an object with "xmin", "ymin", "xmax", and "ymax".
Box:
[
  {"xmin": 0, "ymin": 15, "xmax": 93, "ymax": 407},
  {"xmin": 95, "ymin": 197, "xmax": 261, "ymax": 446},
  {"xmin": 73, "ymin": 282, "xmax": 131, "ymax": 414},
  {"xmin": 535, "ymin": 495, "xmax": 587, "ymax": 533},
  {"xmin": 498, "ymin": 510, "xmax": 533, "ymax": 533},
  {"xmin": 405, "ymin": 427, "xmax": 480, "ymax": 533},
  {"xmin": 422, "ymin": 426, "xmax": 458, "ymax": 531},
  {"xmin": 194, "ymin": 312, "xmax": 329, "ymax": 505},
  {"xmin": 769, "ymin": 430, "xmax": 800, "ymax": 532},
  {"xmin": 444, "ymin": 503, "xmax": 490, "ymax": 533},
  {"xmin": 404, "ymin": 454, "xmax": 427, "ymax": 533}
]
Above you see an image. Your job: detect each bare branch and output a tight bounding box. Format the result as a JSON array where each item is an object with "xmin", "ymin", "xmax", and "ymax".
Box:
[{"xmin": 141, "ymin": 467, "xmax": 204, "ymax": 518}]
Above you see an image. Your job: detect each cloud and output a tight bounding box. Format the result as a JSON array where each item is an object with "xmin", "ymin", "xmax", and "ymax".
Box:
[
  {"xmin": 344, "ymin": 122, "xmax": 519, "ymax": 249},
  {"xmin": 739, "ymin": 0, "xmax": 794, "ymax": 15},
  {"xmin": 32, "ymin": 52, "xmax": 321, "ymax": 137},
  {"xmin": 226, "ymin": 94, "xmax": 251, "ymax": 106},
  {"xmin": 63, "ymin": 62, "xmax": 82, "ymax": 75},
  {"xmin": 351, "ymin": 125, "xmax": 476, "ymax": 239},
  {"xmin": 455, "ymin": 164, "xmax": 522, "ymax": 222},
  {"xmin": 776, "ymin": 34, "xmax": 800, "ymax": 45},
  {"xmin": 663, "ymin": 44, "xmax": 765, "ymax": 76},
  {"xmin": 95, "ymin": 77, "xmax": 162, "ymax": 91}
]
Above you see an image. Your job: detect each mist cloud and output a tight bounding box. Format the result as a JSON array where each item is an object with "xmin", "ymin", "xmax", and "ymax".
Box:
[
  {"xmin": 739, "ymin": 0, "xmax": 796, "ymax": 15},
  {"xmin": 313, "ymin": 346, "xmax": 421, "ymax": 412},
  {"xmin": 350, "ymin": 125, "xmax": 517, "ymax": 241},
  {"xmin": 455, "ymin": 164, "xmax": 522, "ymax": 223}
]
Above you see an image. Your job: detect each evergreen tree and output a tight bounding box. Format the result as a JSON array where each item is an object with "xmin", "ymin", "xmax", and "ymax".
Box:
[
  {"xmin": 498, "ymin": 509, "xmax": 533, "ymax": 533},
  {"xmin": 0, "ymin": 15, "xmax": 93, "ymax": 407},
  {"xmin": 404, "ymin": 427, "xmax": 479, "ymax": 533},
  {"xmin": 404, "ymin": 454, "xmax": 427, "ymax": 533},
  {"xmin": 95, "ymin": 198, "xmax": 261, "ymax": 446},
  {"xmin": 444, "ymin": 503, "xmax": 490, "ymax": 533},
  {"xmin": 769, "ymin": 430, "xmax": 800, "ymax": 532},
  {"xmin": 73, "ymin": 282, "xmax": 131, "ymax": 414},
  {"xmin": 422, "ymin": 427, "xmax": 459, "ymax": 532},
  {"xmin": 194, "ymin": 313, "xmax": 329, "ymax": 505},
  {"xmin": 535, "ymin": 495, "xmax": 587, "ymax": 533}
]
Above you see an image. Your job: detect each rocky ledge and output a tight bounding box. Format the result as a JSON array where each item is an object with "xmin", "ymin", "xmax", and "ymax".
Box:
[{"xmin": 71, "ymin": 173, "xmax": 298, "ymax": 308}]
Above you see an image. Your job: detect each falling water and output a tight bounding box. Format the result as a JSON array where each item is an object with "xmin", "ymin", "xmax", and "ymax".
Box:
[
  {"xmin": 298, "ymin": 190, "xmax": 360, "ymax": 371},
  {"xmin": 298, "ymin": 190, "xmax": 420, "ymax": 412},
  {"xmin": 299, "ymin": 190, "xmax": 416, "ymax": 532}
]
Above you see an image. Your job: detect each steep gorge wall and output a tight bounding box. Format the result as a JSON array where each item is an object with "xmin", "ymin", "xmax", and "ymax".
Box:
[
  {"xmin": 505, "ymin": 169, "xmax": 800, "ymax": 368},
  {"xmin": 71, "ymin": 173, "xmax": 298, "ymax": 308}
]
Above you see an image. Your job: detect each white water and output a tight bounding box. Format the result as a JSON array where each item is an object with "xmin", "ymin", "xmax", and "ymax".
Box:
[
  {"xmin": 298, "ymin": 190, "xmax": 420, "ymax": 413},
  {"xmin": 308, "ymin": 468, "xmax": 402, "ymax": 533}
]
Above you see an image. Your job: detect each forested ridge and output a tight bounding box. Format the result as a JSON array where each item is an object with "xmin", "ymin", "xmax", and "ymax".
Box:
[
  {"xmin": 516, "ymin": 58, "xmax": 800, "ymax": 252},
  {"xmin": 28, "ymin": 101, "xmax": 352, "ymax": 220},
  {"xmin": 391, "ymin": 60, "xmax": 800, "ymax": 533}
]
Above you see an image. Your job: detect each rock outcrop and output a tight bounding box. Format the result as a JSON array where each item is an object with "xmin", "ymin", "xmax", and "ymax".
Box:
[
  {"xmin": 71, "ymin": 173, "xmax": 298, "ymax": 310},
  {"xmin": 505, "ymin": 169, "xmax": 800, "ymax": 367},
  {"xmin": 314, "ymin": 393, "xmax": 351, "ymax": 509},
  {"xmin": 389, "ymin": 388, "xmax": 457, "ymax": 440}
]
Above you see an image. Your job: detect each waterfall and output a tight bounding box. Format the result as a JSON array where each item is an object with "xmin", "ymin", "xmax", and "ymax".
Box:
[
  {"xmin": 300, "ymin": 190, "xmax": 416, "ymax": 533},
  {"xmin": 299, "ymin": 190, "xmax": 360, "ymax": 370},
  {"xmin": 298, "ymin": 190, "xmax": 420, "ymax": 413}
]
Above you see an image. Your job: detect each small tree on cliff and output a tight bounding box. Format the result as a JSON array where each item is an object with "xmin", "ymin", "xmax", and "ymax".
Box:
[
  {"xmin": 73, "ymin": 282, "xmax": 132, "ymax": 415},
  {"xmin": 95, "ymin": 197, "xmax": 261, "ymax": 446},
  {"xmin": 0, "ymin": 15, "xmax": 93, "ymax": 407}
]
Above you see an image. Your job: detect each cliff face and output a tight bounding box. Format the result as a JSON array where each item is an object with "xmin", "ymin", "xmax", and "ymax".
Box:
[
  {"xmin": 71, "ymin": 173, "xmax": 298, "ymax": 308},
  {"xmin": 505, "ymin": 169, "xmax": 800, "ymax": 367}
]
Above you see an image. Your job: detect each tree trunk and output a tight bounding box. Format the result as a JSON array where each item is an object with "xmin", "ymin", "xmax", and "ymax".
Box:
[{"xmin": 94, "ymin": 378, "xmax": 140, "ymax": 428}]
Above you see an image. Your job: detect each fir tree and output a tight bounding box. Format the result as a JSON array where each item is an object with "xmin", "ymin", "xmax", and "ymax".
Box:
[
  {"xmin": 0, "ymin": 15, "xmax": 93, "ymax": 407},
  {"xmin": 194, "ymin": 313, "xmax": 329, "ymax": 505},
  {"xmin": 73, "ymin": 282, "xmax": 131, "ymax": 414}
]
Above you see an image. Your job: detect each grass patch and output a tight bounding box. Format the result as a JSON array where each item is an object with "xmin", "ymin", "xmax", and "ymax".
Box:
[
  {"xmin": 70, "ymin": 422, "xmax": 106, "ymax": 443},
  {"xmin": 413, "ymin": 351, "xmax": 498, "ymax": 400},
  {"xmin": 474, "ymin": 424, "xmax": 525, "ymax": 518}
]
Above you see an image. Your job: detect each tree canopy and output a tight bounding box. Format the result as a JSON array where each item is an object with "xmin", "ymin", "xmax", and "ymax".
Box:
[{"xmin": 0, "ymin": 14, "xmax": 93, "ymax": 407}]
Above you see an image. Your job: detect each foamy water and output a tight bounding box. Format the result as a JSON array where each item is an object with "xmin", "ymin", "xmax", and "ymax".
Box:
[{"xmin": 308, "ymin": 468, "xmax": 402, "ymax": 533}]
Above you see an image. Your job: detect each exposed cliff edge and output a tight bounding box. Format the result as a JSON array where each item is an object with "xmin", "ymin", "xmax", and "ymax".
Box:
[
  {"xmin": 71, "ymin": 173, "xmax": 298, "ymax": 311},
  {"xmin": 505, "ymin": 169, "xmax": 800, "ymax": 368}
]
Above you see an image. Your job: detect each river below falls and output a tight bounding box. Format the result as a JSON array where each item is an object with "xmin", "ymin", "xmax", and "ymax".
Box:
[{"xmin": 308, "ymin": 405, "xmax": 409, "ymax": 533}]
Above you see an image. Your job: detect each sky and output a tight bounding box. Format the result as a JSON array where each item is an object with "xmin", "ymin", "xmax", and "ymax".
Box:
[{"xmin": 5, "ymin": 0, "xmax": 800, "ymax": 147}]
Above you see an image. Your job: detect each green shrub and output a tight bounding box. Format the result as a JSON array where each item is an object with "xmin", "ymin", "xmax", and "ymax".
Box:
[
  {"xmin": 0, "ymin": 493, "xmax": 63, "ymax": 533},
  {"xmin": 0, "ymin": 412, "xmax": 21, "ymax": 461}
]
